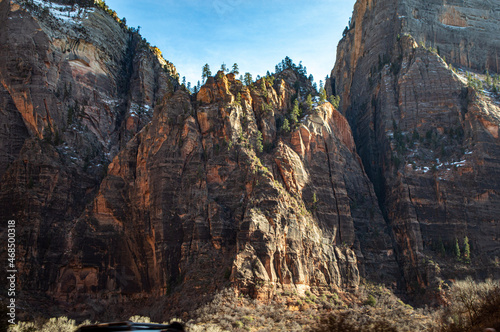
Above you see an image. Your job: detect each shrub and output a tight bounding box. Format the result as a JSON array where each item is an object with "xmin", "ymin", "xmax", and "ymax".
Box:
[
  {"xmin": 8, "ymin": 317, "xmax": 78, "ymax": 332},
  {"xmin": 313, "ymin": 310, "xmax": 398, "ymax": 332},
  {"xmin": 441, "ymin": 278, "xmax": 500, "ymax": 331},
  {"xmin": 129, "ymin": 316, "xmax": 151, "ymax": 323},
  {"xmin": 330, "ymin": 95, "xmax": 340, "ymax": 109},
  {"xmin": 255, "ymin": 130, "xmax": 263, "ymax": 153},
  {"xmin": 8, "ymin": 321, "xmax": 37, "ymax": 332},
  {"xmin": 364, "ymin": 294, "xmax": 377, "ymax": 307}
]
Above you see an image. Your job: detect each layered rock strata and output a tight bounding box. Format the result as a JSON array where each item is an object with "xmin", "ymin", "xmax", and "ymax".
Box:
[
  {"xmin": 55, "ymin": 71, "xmax": 397, "ymax": 305},
  {"xmin": 0, "ymin": 0, "xmax": 177, "ymax": 299},
  {"xmin": 0, "ymin": 0, "xmax": 398, "ymax": 313},
  {"xmin": 332, "ymin": 0, "xmax": 500, "ymax": 297}
]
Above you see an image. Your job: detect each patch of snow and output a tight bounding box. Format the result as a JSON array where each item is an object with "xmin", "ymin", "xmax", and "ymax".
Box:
[
  {"xmin": 30, "ymin": 0, "xmax": 94, "ymax": 24},
  {"xmin": 448, "ymin": 160, "xmax": 467, "ymax": 168},
  {"xmin": 129, "ymin": 103, "xmax": 152, "ymax": 117},
  {"xmin": 442, "ymin": 23, "xmax": 467, "ymax": 29},
  {"xmin": 102, "ymin": 96, "xmax": 119, "ymax": 106}
]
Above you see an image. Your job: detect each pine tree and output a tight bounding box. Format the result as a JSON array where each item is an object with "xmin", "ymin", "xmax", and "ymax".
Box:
[
  {"xmin": 260, "ymin": 79, "xmax": 266, "ymax": 92},
  {"xmin": 463, "ymin": 236, "xmax": 471, "ymax": 264},
  {"xmin": 220, "ymin": 63, "xmax": 228, "ymax": 73},
  {"xmin": 244, "ymin": 72, "xmax": 253, "ymax": 86},
  {"xmin": 202, "ymin": 64, "xmax": 212, "ymax": 83},
  {"xmin": 306, "ymin": 94, "xmax": 313, "ymax": 111},
  {"xmin": 319, "ymin": 87, "xmax": 327, "ymax": 103},
  {"xmin": 330, "ymin": 95, "xmax": 340, "ymax": 109},
  {"xmin": 231, "ymin": 63, "xmax": 239, "ymax": 75},
  {"xmin": 438, "ymin": 238, "xmax": 446, "ymax": 256},
  {"xmin": 290, "ymin": 99, "xmax": 300, "ymax": 123},
  {"xmin": 182, "ymin": 76, "xmax": 186, "ymax": 87},
  {"xmin": 282, "ymin": 118, "xmax": 290, "ymax": 133},
  {"xmin": 454, "ymin": 238, "xmax": 461, "ymax": 261}
]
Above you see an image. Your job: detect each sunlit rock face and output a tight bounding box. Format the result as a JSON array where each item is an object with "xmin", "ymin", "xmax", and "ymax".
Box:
[
  {"xmin": 0, "ymin": 0, "xmax": 398, "ymax": 313},
  {"xmin": 332, "ymin": 0, "xmax": 500, "ymax": 299},
  {"xmin": 52, "ymin": 70, "xmax": 397, "ymax": 304}
]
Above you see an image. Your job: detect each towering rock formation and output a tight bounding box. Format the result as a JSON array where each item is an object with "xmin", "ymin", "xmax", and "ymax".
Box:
[
  {"xmin": 0, "ymin": 0, "xmax": 177, "ymax": 305},
  {"xmin": 63, "ymin": 71, "xmax": 397, "ymax": 306},
  {"xmin": 332, "ymin": 0, "xmax": 500, "ymax": 297},
  {"xmin": 0, "ymin": 0, "xmax": 397, "ymax": 316},
  {"xmin": 2, "ymin": 0, "xmax": 498, "ymax": 318}
]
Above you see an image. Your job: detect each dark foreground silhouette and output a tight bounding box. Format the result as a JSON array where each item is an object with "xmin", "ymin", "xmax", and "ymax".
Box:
[{"xmin": 76, "ymin": 321, "xmax": 185, "ymax": 331}]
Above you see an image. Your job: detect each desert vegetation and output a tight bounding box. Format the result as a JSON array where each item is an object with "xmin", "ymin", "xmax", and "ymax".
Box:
[{"xmin": 7, "ymin": 278, "xmax": 499, "ymax": 331}]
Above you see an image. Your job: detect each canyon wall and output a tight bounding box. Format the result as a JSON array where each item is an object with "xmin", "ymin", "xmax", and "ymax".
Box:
[
  {"xmin": 332, "ymin": 0, "xmax": 500, "ymax": 297},
  {"xmin": 0, "ymin": 0, "xmax": 397, "ymax": 316}
]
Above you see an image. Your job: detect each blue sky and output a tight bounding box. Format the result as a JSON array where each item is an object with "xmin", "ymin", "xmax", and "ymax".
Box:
[{"xmin": 104, "ymin": 0, "xmax": 356, "ymax": 87}]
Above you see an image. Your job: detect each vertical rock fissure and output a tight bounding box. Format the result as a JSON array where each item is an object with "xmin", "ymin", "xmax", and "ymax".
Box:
[
  {"xmin": 404, "ymin": 177, "xmax": 420, "ymax": 224},
  {"xmin": 114, "ymin": 32, "xmax": 137, "ymax": 136},
  {"xmin": 323, "ymin": 139, "xmax": 342, "ymax": 243},
  {"xmin": 358, "ymin": 103, "xmax": 407, "ymax": 290}
]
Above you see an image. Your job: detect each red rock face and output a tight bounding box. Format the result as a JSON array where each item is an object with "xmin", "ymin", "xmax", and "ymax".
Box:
[
  {"xmin": 0, "ymin": 0, "xmax": 178, "ymax": 306},
  {"xmin": 333, "ymin": 0, "xmax": 500, "ymax": 299},
  {"xmin": 0, "ymin": 1, "xmax": 396, "ymax": 311},
  {"xmin": 58, "ymin": 72, "xmax": 397, "ymax": 305},
  {"xmin": 6, "ymin": 0, "xmax": 498, "ymax": 317}
]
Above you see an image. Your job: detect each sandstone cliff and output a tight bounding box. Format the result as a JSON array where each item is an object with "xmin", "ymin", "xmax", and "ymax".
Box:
[
  {"xmin": 332, "ymin": 0, "xmax": 500, "ymax": 299},
  {"xmin": 0, "ymin": 0, "xmax": 398, "ymax": 318},
  {"xmin": 51, "ymin": 69, "xmax": 398, "ymax": 315},
  {"xmin": 0, "ymin": 0, "xmax": 178, "ymax": 306},
  {"xmin": 4, "ymin": 0, "xmax": 499, "ymax": 320}
]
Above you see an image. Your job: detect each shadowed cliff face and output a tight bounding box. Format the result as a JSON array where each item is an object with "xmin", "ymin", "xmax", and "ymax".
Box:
[
  {"xmin": 333, "ymin": 0, "xmax": 500, "ymax": 299},
  {"xmin": 0, "ymin": 0, "xmax": 178, "ymax": 301},
  {"xmin": 398, "ymin": 0, "xmax": 500, "ymax": 73}
]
